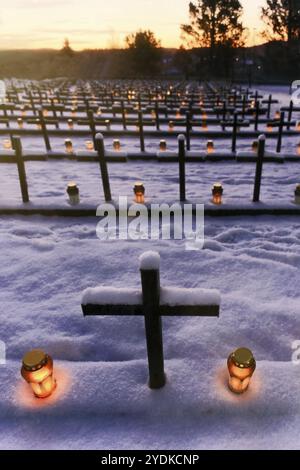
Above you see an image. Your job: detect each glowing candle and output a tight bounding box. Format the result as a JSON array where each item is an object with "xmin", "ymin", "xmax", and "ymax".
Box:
[
  {"xmin": 17, "ymin": 118, "xmax": 23, "ymax": 129},
  {"xmin": 159, "ymin": 140, "xmax": 167, "ymax": 151},
  {"xmin": 212, "ymin": 183, "xmax": 223, "ymax": 205},
  {"xmin": 105, "ymin": 119, "xmax": 110, "ymax": 130},
  {"xmin": 85, "ymin": 140, "xmax": 94, "ymax": 151},
  {"xmin": 21, "ymin": 349, "xmax": 56, "ymax": 399},
  {"xmin": 207, "ymin": 140, "xmax": 214, "ymax": 154},
  {"xmin": 3, "ymin": 139, "xmax": 12, "ymax": 150},
  {"xmin": 227, "ymin": 347, "xmax": 256, "ymax": 394},
  {"xmin": 133, "ymin": 182, "xmax": 145, "ymax": 204},
  {"xmin": 168, "ymin": 121, "xmax": 174, "ymax": 132},
  {"xmin": 67, "ymin": 119, "xmax": 74, "ymax": 130},
  {"xmin": 113, "ymin": 139, "xmax": 121, "ymax": 151}
]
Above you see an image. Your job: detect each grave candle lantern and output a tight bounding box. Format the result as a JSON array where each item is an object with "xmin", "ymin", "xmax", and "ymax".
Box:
[
  {"xmin": 67, "ymin": 181, "xmax": 80, "ymax": 205},
  {"xmin": 252, "ymin": 140, "xmax": 258, "ymax": 153},
  {"xmin": 168, "ymin": 121, "xmax": 174, "ymax": 131},
  {"xmin": 3, "ymin": 139, "xmax": 12, "ymax": 150},
  {"xmin": 71, "ymin": 107, "xmax": 77, "ymax": 117},
  {"xmin": 36, "ymin": 119, "xmax": 42, "ymax": 130},
  {"xmin": 202, "ymin": 119, "xmax": 208, "ymax": 130},
  {"xmin": 296, "ymin": 121, "xmax": 300, "ymax": 132},
  {"xmin": 64, "ymin": 139, "xmax": 73, "ymax": 154},
  {"xmin": 21, "ymin": 349, "xmax": 56, "ymax": 399},
  {"xmin": 295, "ymin": 184, "xmax": 300, "ymax": 204},
  {"xmin": 133, "ymin": 182, "xmax": 145, "ymax": 204},
  {"xmin": 267, "ymin": 123, "xmax": 273, "ymax": 132},
  {"xmin": 159, "ymin": 140, "xmax": 167, "ymax": 151},
  {"xmin": 176, "ymin": 110, "xmax": 181, "ymax": 119},
  {"xmin": 113, "ymin": 139, "xmax": 121, "ymax": 151},
  {"xmin": 85, "ymin": 140, "xmax": 94, "ymax": 151},
  {"xmin": 207, "ymin": 140, "xmax": 214, "ymax": 154},
  {"xmin": 212, "ymin": 183, "xmax": 223, "ymax": 205},
  {"xmin": 43, "ymin": 109, "xmax": 48, "ymax": 117},
  {"xmin": 105, "ymin": 119, "xmax": 111, "ymax": 130},
  {"xmin": 17, "ymin": 118, "xmax": 23, "ymax": 129},
  {"xmin": 97, "ymin": 107, "xmax": 102, "ymax": 116},
  {"xmin": 227, "ymin": 347, "xmax": 256, "ymax": 394},
  {"xmin": 67, "ymin": 119, "xmax": 74, "ymax": 130},
  {"xmin": 275, "ymin": 110, "xmax": 281, "ymax": 120},
  {"xmin": 151, "ymin": 109, "xmax": 156, "ymax": 119}
]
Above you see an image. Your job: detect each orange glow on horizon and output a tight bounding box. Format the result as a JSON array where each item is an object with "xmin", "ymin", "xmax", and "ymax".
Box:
[{"xmin": 0, "ymin": 0, "xmax": 266, "ymax": 51}]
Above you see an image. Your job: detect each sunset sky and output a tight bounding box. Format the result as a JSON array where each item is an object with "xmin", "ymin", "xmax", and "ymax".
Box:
[{"xmin": 0, "ymin": 0, "xmax": 265, "ymax": 50}]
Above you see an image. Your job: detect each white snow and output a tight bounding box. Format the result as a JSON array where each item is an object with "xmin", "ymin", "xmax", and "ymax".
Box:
[
  {"xmin": 82, "ymin": 287, "xmax": 142, "ymax": 306},
  {"xmin": 160, "ymin": 287, "xmax": 220, "ymax": 306},
  {"xmin": 139, "ymin": 251, "xmax": 160, "ymax": 271}
]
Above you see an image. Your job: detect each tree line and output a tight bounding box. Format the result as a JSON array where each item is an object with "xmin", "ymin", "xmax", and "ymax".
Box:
[{"xmin": 1, "ymin": 1, "xmax": 300, "ymax": 80}]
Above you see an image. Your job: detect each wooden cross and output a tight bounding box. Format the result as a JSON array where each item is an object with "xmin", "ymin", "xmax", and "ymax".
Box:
[{"xmin": 81, "ymin": 251, "xmax": 220, "ymax": 389}]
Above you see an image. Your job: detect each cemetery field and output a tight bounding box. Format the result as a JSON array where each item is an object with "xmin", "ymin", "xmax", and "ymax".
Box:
[{"xmin": 0, "ymin": 81, "xmax": 300, "ymax": 450}]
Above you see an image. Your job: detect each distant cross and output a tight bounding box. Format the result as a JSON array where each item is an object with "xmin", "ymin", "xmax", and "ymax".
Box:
[{"xmin": 82, "ymin": 252, "xmax": 220, "ymax": 389}]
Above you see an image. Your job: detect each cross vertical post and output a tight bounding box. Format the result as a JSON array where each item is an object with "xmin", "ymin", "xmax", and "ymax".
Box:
[
  {"xmin": 12, "ymin": 136, "xmax": 29, "ymax": 203},
  {"xmin": 140, "ymin": 254, "xmax": 165, "ymax": 389},
  {"xmin": 185, "ymin": 111, "xmax": 191, "ymax": 151},
  {"xmin": 121, "ymin": 100, "xmax": 127, "ymax": 130},
  {"xmin": 38, "ymin": 109, "xmax": 51, "ymax": 152},
  {"xmin": 232, "ymin": 111, "xmax": 238, "ymax": 153},
  {"xmin": 138, "ymin": 110, "xmax": 145, "ymax": 152},
  {"xmin": 178, "ymin": 134, "xmax": 186, "ymax": 202},
  {"xmin": 87, "ymin": 109, "xmax": 96, "ymax": 147},
  {"xmin": 95, "ymin": 133, "xmax": 112, "ymax": 202},
  {"xmin": 287, "ymin": 100, "xmax": 293, "ymax": 130},
  {"xmin": 253, "ymin": 134, "xmax": 265, "ymax": 203},
  {"xmin": 276, "ymin": 111, "xmax": 285, "ymax": 153}
]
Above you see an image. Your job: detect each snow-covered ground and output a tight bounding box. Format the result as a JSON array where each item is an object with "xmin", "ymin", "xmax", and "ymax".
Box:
[
  {"xmin": 0, "ymin": 86, "xmax": 300, "ymax": 450},
  {"xmin": 0, "ymin": 215, "xmax": 300, "ymax": 449}
]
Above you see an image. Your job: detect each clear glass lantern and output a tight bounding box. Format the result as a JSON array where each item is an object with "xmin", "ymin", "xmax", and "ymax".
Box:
[
  {"xmin": 275, "ymin": 110, "xmax": 280, "ymax": 120},
  {"xmin": 227, "ymin": 347, "xmax": 256, "ymax": 394},
  {"xmin": 67, "ymin": 119, "xmax": 74, "ymax": 130},
  {"xmin": 3, "ymin": 139, "xmax": 12, "ymax": 150},
  {"xmin": 252, "ymin": 140, "xmax": 258, "ymax": 153},
  {"xmin": 168, "ymin": 121, "xmax": 174, "ymax": 132},
  {"xmin": 159, "ymin": 140, "xmax": 167, "ymax": 151},
  {"xmin": 133, "ymin": 182, "xmax": 145, "ymax": 204},
  {"xmin": 17, "ymin": 118, "xmax": 23, "ymax": 129},
  {"xmin": 207, "ymin": 140, "xmax": 214, "ymax": 154},
  {"xmin": 67, "ymin": 181, "xmax": 80, "ymax": 205},
  {"xmin": 65, "ymin": 139, "xmax": 73, "ymax": 154},
  {"xmin": 85, "ymin": 140, "xmax": 94, "ymax": 151},
  {"xmin": 105, "ymin": 119, "xmax": 110, "ymax": 130},
  {"xmin": 21, "ymin": 349, "xmax": 56, "ymax": 399},
  {"xmin": 212, "ymin": 183, "xmax": 223, "ymax": 205},
  {"xmin": 113, "ymin": 139, "xmax": 121, "ymax": 151}
]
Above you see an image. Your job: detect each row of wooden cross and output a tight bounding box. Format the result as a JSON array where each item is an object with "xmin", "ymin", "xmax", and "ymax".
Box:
[{"xmin": 10, "ymin": 132, "xmax": 268, "ymax": 206}]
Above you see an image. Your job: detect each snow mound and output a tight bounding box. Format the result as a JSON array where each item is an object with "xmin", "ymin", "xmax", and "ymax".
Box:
[
  {"xmin": 82, "ymin": 287, "xmax": 142, "ymax": 306},
  {"xmin": 139, "ymin": 251, "xmax": 160, "ymax": 270}
]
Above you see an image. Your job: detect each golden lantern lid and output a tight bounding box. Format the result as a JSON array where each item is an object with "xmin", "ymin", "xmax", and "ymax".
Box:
[
  {"xmin": 230, "ymin": 347, "xmax": 255, "ymax": 369},
  {"xmin": 22, "ymin": 349, "xmax": 48, "ymax": 372}
]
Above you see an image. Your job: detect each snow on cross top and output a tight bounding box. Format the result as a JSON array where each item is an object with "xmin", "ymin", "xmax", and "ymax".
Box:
[{"xmin": 139, "ymin": 251, "xmax": 160, "ymax": 271}]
